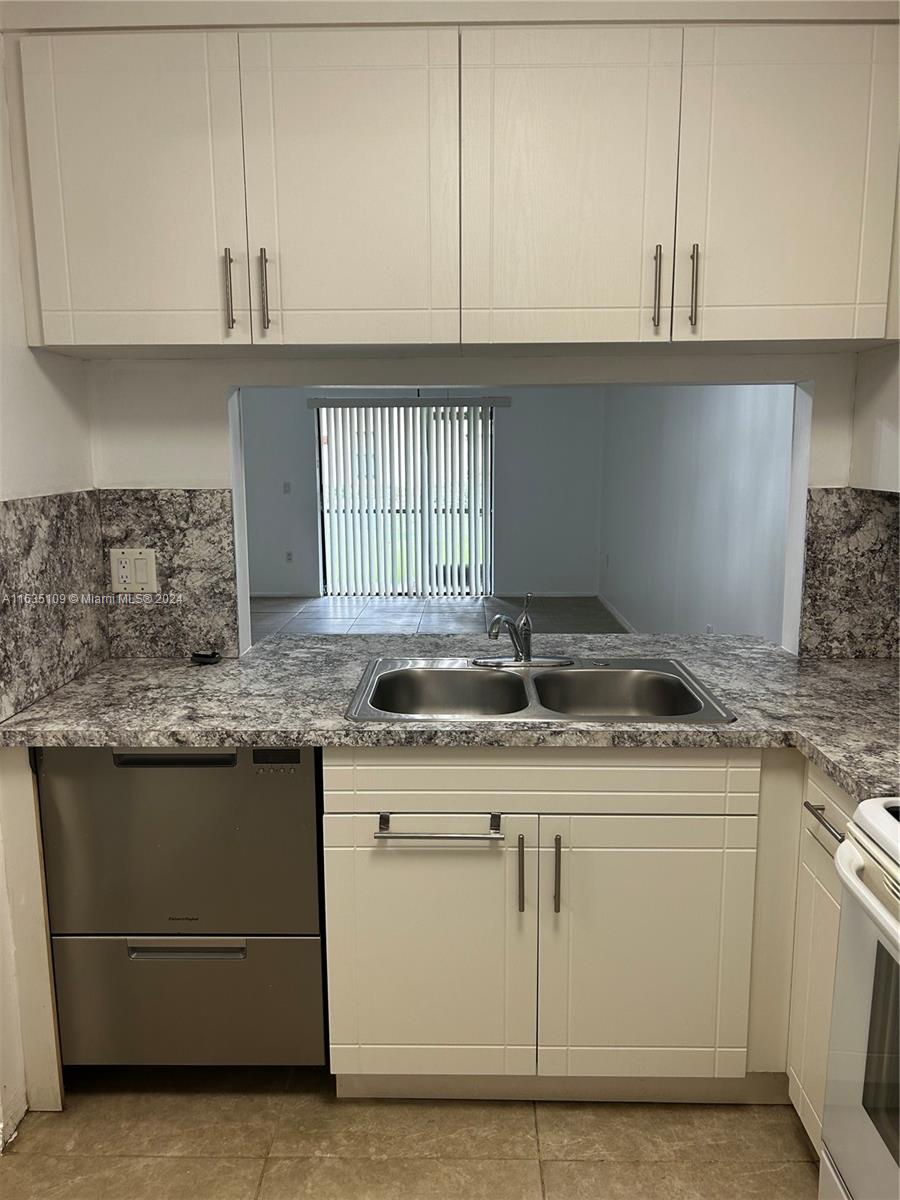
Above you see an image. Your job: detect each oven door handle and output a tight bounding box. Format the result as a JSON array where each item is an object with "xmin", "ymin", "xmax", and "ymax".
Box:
[{"xmin": 835, "ymin": 840, "xmax": 900, "ymax": 948}]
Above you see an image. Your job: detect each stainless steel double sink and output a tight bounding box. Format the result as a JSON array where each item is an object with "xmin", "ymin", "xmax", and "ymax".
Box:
[{"xmin": 347, "ymin": 658, "xmax": 736, "ymax": 724}]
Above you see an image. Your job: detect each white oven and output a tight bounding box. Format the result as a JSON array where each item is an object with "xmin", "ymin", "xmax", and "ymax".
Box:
[{"xmin": 820, "ymin": 798, "xmax": 899, "ymax": 1200}]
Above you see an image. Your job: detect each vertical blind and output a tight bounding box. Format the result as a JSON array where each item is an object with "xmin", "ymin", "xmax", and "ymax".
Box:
[{"xmin": 317, "ymin": 404, "xmax": 494, "ymax": 597}]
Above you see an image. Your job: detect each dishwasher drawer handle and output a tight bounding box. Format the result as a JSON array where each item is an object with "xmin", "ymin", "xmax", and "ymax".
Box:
[
  {"xmin": 126, "ymin": 938, "xmax": 247, "ymax": 961},
  {"xmin": 113, "ymin": 753, "xmax": 238, "ymax": 768},
  {"xmin": 374, "ymin": 813, "xmax": 504, "ymax": 842}
]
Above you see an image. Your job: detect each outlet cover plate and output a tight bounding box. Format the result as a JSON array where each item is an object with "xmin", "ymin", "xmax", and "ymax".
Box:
[{"xmin": 110, "ymin": 548, "xmax": 158, "ymax": 594}]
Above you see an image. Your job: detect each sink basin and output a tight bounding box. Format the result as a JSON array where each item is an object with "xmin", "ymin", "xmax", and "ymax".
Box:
[
  {"xmin": 348, "ymin": 657, "xmax": 735, "ymax": 724},
  {"xmin": 533, "ymin": 667, "xmax": 703, "ymax": 718},
  {"xmin": 369, "ymin": 667, "xmax": 529, "ymax": 717}
]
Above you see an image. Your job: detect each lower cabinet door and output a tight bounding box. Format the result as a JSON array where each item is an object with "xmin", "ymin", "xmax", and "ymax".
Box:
[
  {"xmin": 324, "ymin": 812, "xmax": 538, "ymax": 1075},
  {"xmin": 787, "ymin": 825, "xmax": 842, "ymax": 1150},
  {"xmin": 538, "ymin": 814, "xmax": 757, "ymax": 1078}
]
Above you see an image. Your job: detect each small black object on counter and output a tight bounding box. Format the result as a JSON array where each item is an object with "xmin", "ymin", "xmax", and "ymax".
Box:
[{"xmin": 191, "ymin": 650, "xmax": 222, "ymax": 667}]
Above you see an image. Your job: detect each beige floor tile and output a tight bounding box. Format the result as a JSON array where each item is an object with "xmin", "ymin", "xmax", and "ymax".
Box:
[
  {"xmin": 542, "ymin": 1159, "xmax": 819, "ymax": 1200},
  {"xmin": 0, "ymin": 1155, "xmax": 264, "ymax": 1200},
  {"xmin": 9, "ymin": 1069, "xmax": 296, "ymax": 1158},
  {"xmin": 268, "ymin": 1094, "xmax": 539, "ymax": 1160},
  {"xmin": 259, "ymin": 1156, "xmax": 544, "ymax": 1200},
  {"xmin": 536, "ymin": 1103, "xmax": 815, "ymax": 1163}
]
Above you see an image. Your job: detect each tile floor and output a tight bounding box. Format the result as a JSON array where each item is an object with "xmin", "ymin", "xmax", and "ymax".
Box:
[
  {"xmin": 0, "ymin": 1067, "xmax": 819, "ymax": 1200},
  {"xmin": 250, "ymin": 595, "xmax": 625, "ymax": 646}
]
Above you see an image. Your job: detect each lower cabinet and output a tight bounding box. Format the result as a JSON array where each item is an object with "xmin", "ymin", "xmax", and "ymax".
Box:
[
  {"xmin": 538, "ymin": 814, "xmax": 756, "ymax": 1078},
  {"xmin": 324, "ymin": 812, "xmax": 538, "ymax": 1075},
  {"xmin": 786, "ymin": 766, "xmax": 852, "ymax": 1150},
  {"xmin": 323, "ymin": 748, "xmax": 761, "ymax": 1080}
]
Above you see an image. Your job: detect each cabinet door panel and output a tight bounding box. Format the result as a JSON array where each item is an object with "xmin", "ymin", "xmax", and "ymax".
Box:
[
  {"xmin": 674, "ymin": 25, "xmax": 899, "ymax": 341},
  {"xmin": 787, "ymin": 824, "xmax": 842, "ymax": 1150},
  {"xmin": 324, "ymin": 813, "xmax": 537, "ymax": 1075},
  {"xmin": 21, "ymin": 32, "xmax": 250, "ymax": 345},
  {"xmin": 539, "ymin": 814, "xmax": 757, "ymax": 1078},
  {"xmin": 462, "ymin": 26, "xmax": 681, "ymax": 343},
  {"xmin": 241, "ymin": 29, "xmax": 460, "ymax": 345}
]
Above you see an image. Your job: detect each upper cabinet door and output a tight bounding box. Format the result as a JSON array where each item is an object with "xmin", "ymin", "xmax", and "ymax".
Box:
[
  {"xmin": 21, "ymin": 33, "xmax": 250, "ymax": 346},
  {"xmin": 461, "ymin": 26, "xmax": 682, "ymax": 344},
  {"xmin": 240, "ymin": 28, "xmax": 460, "ymax": 346},
  {"xmin": 675, "ymin": 25, "xmax": 899, "ymax": 341}
]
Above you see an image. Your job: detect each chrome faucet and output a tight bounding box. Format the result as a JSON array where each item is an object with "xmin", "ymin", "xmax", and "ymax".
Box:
[{"xmin": 488, "ymin": 593, "xmax": 533, "ymax": 663}]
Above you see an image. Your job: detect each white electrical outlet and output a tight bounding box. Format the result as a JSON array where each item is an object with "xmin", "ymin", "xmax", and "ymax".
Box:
[{"xmin": 110, "ymin": 548, "xmax": 158, "ymax": 594}]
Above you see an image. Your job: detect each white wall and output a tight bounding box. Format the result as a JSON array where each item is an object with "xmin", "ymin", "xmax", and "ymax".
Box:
[
  {"xmin": 598, "ymin": 384, "xmax": 795, "ymax": 643},
  {"xmin": 0, "ymin": 34, "xmax": 87, "ymax": 1141},
  {"xmin": 240, "ymin": 388, "xmax": 322, "ymax": 596},
  {"xmin": 85, "ymin": 348, "xmax": 860, "ymax": 492},
  {"xmin": 850, "ymin": 344, "xmax": 899, "ymax": 493},
  {"xmin": 0, "ymin": 36, "xmax": 91, "ymax": 502},
  {"xmin": 493, "ymin": 387, "xmax": 602, "ymax": 595}
]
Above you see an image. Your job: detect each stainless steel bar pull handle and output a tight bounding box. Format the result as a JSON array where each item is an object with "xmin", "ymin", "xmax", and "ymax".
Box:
[
  {"xmin": 224, "ymin": 247, "xmax": 235, "ymax": 330},
  {"xmin": 689, "ymin": 243, "xmax": 700, "ymax": 327},
  {"xmin": 804, "ymin": 801, "xmax": 845, "ymax": 845},
  {"xmin": 374, "ymin": 812, "xmax": 504, "ymax": 842},
  {"xmin": 259, "ymin": 247, "xmax": 271, "ymax": 330},
  {"xmin": 517, "ymin": 834, "xmax": 525, "ymax": 913},
  {"xmin": 553, "ymin": 834, "xmax": 562, "ymax": 913},
  {"xmin": 652, "ymin": 244, "xmax": 663, "ymax": 329}
]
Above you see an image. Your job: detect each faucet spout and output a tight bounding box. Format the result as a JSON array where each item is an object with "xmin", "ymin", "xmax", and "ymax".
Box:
[
  {"xmin": 487, "ymin": 594, "xmax": 533, "ymax": 662},
  {"xmin": 488, "ymin": 614, "xmax": 526, "ymax": 661}
]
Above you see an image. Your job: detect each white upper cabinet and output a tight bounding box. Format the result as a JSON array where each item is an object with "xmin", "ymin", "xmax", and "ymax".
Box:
[
  {"xmin": 18, "ymin": 22, "xmax": 898, "ymax": 348},
  {"xmin": 20, "ymin": 32, "xmax": 250, "ymax": 345},
  {"xmin": 674, "ymin": 25, "xmax": 899, "ymax": 341},
  {"xmin": 461, "ymin": 25, "xmax": 683, "ymax": 343},
  {"xmin": 239, "ymin": 28, "xmax": 460, "ymax": 345}
]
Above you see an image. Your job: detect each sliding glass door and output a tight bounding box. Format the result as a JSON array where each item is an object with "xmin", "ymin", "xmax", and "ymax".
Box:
[{"xmin": 317, "ymin": 404, "xmax": 494, "ymax": 597}]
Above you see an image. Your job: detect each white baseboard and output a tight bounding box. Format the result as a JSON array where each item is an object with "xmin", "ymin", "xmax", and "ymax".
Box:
[
  {"xmin": 337, "ymin": 1071, "xmax": 789, "ymax": 1104},
  {"xmin": 596, "ymin": 590, "xmax": 639, "ymax": 633}
]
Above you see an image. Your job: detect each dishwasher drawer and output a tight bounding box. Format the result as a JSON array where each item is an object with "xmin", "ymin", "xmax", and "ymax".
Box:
[
  {"xmin": 39, "ymin": 747, "xmax": 320, "ymax": 935},
  {"xmin": 52, "ymin": 936, "xmax": 325, "ymax": 1065}
]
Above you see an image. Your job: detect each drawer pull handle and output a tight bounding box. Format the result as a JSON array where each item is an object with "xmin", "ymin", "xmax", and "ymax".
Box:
[
  {"xmin": 517, "ymin": 833, "xmax": 525, "ymax": 913},
  {"xmin": 804, "ymin": 801, "xmax": 844, "ymax": 844},
  {"xmin": 374, "ymin": 812, "xmax": 504, "ymax": 842},
  {"xmin": 126, "ymin": 938, "xmax": 247, "ymax": 961},
  {"xmin": 553, "ymin": 834, "xmax": 562, "ymax": 913}
]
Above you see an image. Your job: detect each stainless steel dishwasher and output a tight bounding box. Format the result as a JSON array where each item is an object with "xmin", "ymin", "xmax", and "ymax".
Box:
[{"xmin": 36, "ymin": 747, "xmax": 325, "ymax": 1066}]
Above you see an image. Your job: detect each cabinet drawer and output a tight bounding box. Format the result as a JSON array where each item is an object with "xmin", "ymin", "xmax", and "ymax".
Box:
[{"xmin": 52, "ymin": 936, "xmax": 325, "ymax": 1065}]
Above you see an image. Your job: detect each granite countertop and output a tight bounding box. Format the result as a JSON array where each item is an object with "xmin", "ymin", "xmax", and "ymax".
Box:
[{"xmin": 0, "ymin": 633, "xmax": 896, "ymax": 803}]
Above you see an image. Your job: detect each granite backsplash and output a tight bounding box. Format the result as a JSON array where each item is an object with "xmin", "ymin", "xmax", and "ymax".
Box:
[
  {"xmin": 0, "ymin": 490, "xmax": 107, "ymax": 722},
  {"xmin": 98, "ymin": 488, "xmax": 239, "ymax": 659},
  {"xmin": 2, "ymin": 483, "xmax": 895, "ymax": 724},
  {"xmin": 799, "ymin": 487, "xmax": 899, "ymax": 659}
]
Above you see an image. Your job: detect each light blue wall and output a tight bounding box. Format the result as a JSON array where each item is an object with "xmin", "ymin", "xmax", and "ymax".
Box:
[
  {"xmin": 597, "ymin": 383, "xmax": 795, "ymax": 642},
  {"xmin": 240, "ymin": 388, "xmax": 322, "ymax": 597}
]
